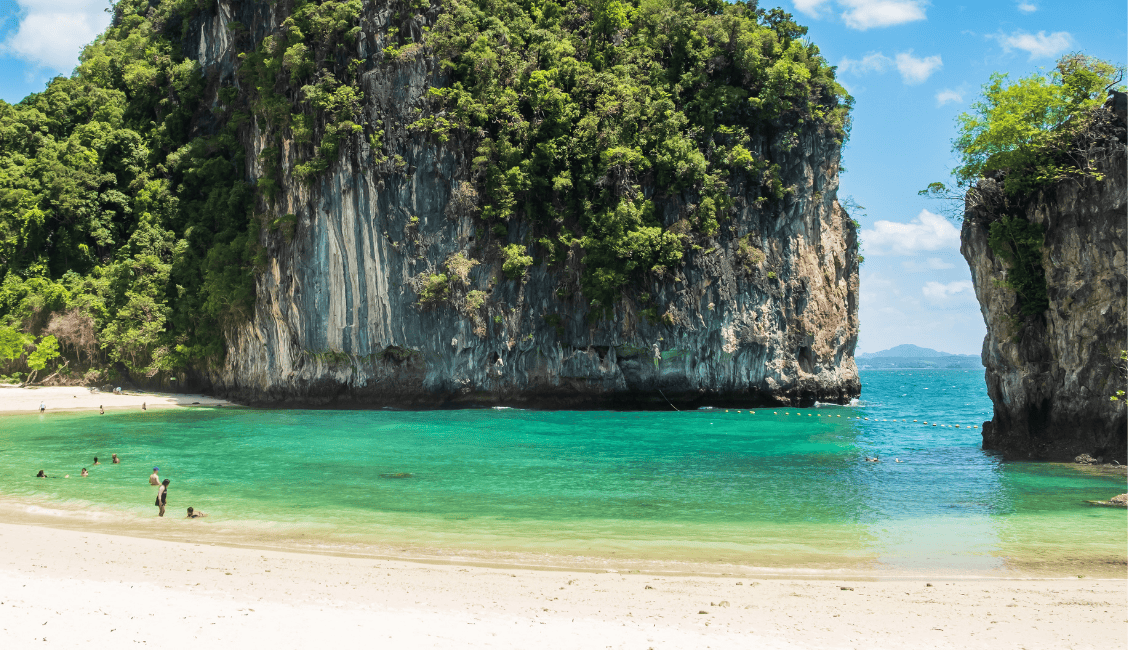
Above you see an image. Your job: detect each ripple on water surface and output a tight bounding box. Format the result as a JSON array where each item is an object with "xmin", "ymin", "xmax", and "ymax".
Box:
[{"xmin": 0, "ymin": 370, "xmax": 1123, "ymax": 575}]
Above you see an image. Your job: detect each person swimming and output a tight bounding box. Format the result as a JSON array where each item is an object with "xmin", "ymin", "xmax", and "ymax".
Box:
[
  {"xmin": 81, "ymin": 468, "xmax": 88, "ymax": 477},
  {"xmin": 36, "ymin": 470, "xmax": 47, "ymax": 478},
  {"xmin": 186, "ymin": 507, "xmax": 207, "ymax": 519}
]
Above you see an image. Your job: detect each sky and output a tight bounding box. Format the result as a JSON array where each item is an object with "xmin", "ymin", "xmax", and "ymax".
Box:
[{"xmin": 0, "ymin": 0, "xmax": 1124, "ymax": 355}]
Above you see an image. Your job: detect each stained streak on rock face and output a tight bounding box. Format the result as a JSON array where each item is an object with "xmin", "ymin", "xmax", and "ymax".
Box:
[
  {"xmin": 192, "ymin": 1, "xmax": 860, "ymax": 408},
  {"xmin": 961, "ymin": 102, "xmax": 1127, "ymax": 461}
]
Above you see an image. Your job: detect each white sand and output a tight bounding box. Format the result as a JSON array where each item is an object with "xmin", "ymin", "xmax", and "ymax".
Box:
[
  {"xmin": 0, "ymin": 385, "xmax": 233, "ymax": 415},
  {"xmin": 0, "ymin": 522, "xmax": 1123, "ymax": 649}
]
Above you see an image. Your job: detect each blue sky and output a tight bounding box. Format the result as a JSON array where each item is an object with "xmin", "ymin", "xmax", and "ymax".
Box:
[{"xmin": 0, "ymin": 1, "xmax": 1124, "ymax": 354}]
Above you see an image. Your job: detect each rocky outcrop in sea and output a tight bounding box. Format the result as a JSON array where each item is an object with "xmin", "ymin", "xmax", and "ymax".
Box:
[
  {"xmin": 961, "ymin": 93, "xmax": 1127, "ymax": 461},
  {"xmin": 186, "ymin": 1, "xmax": 860, "ymax": 408}
]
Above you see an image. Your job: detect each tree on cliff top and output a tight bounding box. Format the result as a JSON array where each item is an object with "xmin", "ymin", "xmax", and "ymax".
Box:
[{"xmin": 924, "ymin": 53, "xmax": 1124, "ymax": 201}]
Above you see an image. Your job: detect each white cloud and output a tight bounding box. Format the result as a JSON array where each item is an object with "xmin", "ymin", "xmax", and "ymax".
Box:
[
  {"xmin": 1017, "ymin": 2, "xmax": 1037, "ymax": 13},
  {"xmin": 794, "ymin": 0, "xmax": 928, "ymax": 30},
  {"xmin": 862, "ymin": 209, "xmax": 961, "ymax": 256},
  {"xmin": 895, "ymin": 50, "xmax": 942, "ymax": 84},
  {"xmin": 839, "ymin": 50, "xmax": 941, "ymax": 85},
  {"xmin": 991, "ymin": 30, "xmax": 1073, "ymax": 60},
  {"xmin": 838, "ymin": 52, "xmax": 894, "ymax": 76},
  {"xmin": 794, "ymin": 0, "xmax": 834, "ymax": 17},
  {"xmin": 1, "ymin": 0, "xmax": 111, "ymax": 73},
  {"xmin": 922, "ymin": 280, "xmax": 974, "ymax": 301},
  {"xmin": 840, "ymin": 0, "xmax": 928, "ymax": 30},
  {"xmin": 902, "ymin": 257, "xmax": 956, "ymax": 272},
  {"xmin": 935, "ymin": 88, "xmax": 963, "ymax": 106}
]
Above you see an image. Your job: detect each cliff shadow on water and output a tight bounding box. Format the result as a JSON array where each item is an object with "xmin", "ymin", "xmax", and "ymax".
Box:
[{"xmin": 961, "ymin": 92, "xmax": 1127, "ymax": 462}]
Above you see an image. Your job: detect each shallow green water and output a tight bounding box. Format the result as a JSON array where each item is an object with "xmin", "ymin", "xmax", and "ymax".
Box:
[{"xmin": 1, "ymin": 370, "xmax": 1124, "ymax": 574}]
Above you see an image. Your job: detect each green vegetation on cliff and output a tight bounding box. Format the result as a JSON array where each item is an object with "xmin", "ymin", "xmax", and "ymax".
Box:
[
  {"xmin": 0, "ymin": 0, "xmax": 848, "ymax": 383},
  {"xmin": 0, "ymin": 0, "xmax": 258, "ymax": 383},
  {"xmin": 924, "ymin": 54, "xmax": 1123, "ymax": 327},
  {"xmin": 420, "ymin": 0, "xmax": 849, "ymax": 310}
]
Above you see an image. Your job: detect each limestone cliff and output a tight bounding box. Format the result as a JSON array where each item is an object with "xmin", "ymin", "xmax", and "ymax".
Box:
[
  {"xmin": 186, "ymin": 1, "xmax": 859, "ymax": 408},
  {"xmin": 961, "ymin": 94, "xmax": 1127, "ymax": 461}
]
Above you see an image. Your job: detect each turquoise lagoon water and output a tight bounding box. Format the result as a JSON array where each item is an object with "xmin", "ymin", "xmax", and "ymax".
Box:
[{"xmin": 1, "ymin": 369, "xmax": 1124, "ymax": 575}]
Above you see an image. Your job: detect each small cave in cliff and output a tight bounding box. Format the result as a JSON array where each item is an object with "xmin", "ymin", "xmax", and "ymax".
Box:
[{"xmin": 797, "ymin": 347, "xmax": 815, "ymax": 374}]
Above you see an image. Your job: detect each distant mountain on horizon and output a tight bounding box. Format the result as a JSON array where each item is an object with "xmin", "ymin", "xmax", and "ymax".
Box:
[{"xmin": 859, "ymin": 344, "xmax": 978, "ymax": 359}]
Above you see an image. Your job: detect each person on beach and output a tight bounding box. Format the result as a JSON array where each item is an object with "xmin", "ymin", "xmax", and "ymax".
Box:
[
  {"xmin": 112, "ymin": 454, "xmax": 119, "ymax": 464},
  {"xmin": 93, "ymin": 457, "xmax": 101, "ymax": 465},
  {"xmin": 81, "ymin": 468, "xmax": 88, "ymax": 477},
  {"xmin": 149, "ymin": 467, "xmax": 160, "ymax": 485},
  {"xmin": 36, "ymin": 470, "xmax": 47, "ymax": 478},
  {"xmin": 39, "ymin": 401, "xmax": 45, "ymax": 412},
  {"xmin": 186, "ymin": 507, "xmax": 207, "ymax": 518},
  {"xmin": 155, "ymin": 479, "xmax": 169, "ymax": 516},
  {"xmin": 142, "ymin": 402, "xmax": 146, "ymax": 411},
  {"xmin": 99, "ymin": 405, "xmax": 104, "ymax": 415}
]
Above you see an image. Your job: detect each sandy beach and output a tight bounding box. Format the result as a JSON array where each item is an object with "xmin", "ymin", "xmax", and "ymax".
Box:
[
  {"xmin": 2, "ymin": 384, "xmax": 1125, "ymax": 648},
  {"xmin": 0, "ymin": 519, "xmax": 1122, "ymax": 649},
  {"xmin": 0, "ymin": 385, "xmax": 234, "ymax": 415}
]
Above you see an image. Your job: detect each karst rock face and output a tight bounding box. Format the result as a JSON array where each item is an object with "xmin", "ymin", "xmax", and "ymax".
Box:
[
  {"xmin": 187, "ymin": 1, "xmax": 860, "ymax": 408},
  {"xmin": 961, "ymin": 95, "xmax": 1127, "ymax": 461}
]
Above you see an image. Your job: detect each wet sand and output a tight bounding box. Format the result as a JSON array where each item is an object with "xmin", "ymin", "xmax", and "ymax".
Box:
[{"xmin": 0, "ymin": 520, "xmax": 1124, "ymax": 649}]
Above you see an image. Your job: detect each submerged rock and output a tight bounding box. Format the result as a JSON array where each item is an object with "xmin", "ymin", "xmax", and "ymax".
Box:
[{"xmin": 1085, "ymin": 494, "xmax": 1127, "ymax": 508}]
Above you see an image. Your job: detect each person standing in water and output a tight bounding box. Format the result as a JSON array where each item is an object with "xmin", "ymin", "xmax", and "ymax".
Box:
[
  {"xmin": 155, "ymin": 479, "xmax": 169, "ymax": 516},
  {"xmin": 93, "ymin": 456, "xmax": 101, "ymax": 465},
  {"xmin": 111, "ymin": 454, "xmax": 119, "ymax": 464},
  {"xmin": 81, "ymin": 468, "xmax": 88, "ymax": 477},
  {"xmin": 149, "ymin": 467, "xmax": 160, "ymax": 485}
]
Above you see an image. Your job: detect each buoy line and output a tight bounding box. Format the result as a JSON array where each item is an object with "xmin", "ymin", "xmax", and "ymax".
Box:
[{"xmin": 726, "ymin": 410, "xmax": 979, "ymax": 429}]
